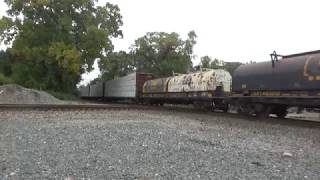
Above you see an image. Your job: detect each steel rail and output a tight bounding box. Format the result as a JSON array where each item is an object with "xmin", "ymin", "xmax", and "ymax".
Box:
[
  {"xmin": 0, "ymin": 104, "xmax": 150, "ymax": 110},
  {"xmin": 0, "ymin": 103, "xmax": 319, "ymax": 128}
]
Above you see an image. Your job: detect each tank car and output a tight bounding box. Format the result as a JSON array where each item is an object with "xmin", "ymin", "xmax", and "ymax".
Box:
[{"xmin": 231, "ymin": 50, "xmax": 320, "ymax": 117}]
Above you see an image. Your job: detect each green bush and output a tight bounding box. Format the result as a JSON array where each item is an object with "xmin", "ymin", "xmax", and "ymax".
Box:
[{"xmin": 0, "ymin": 73, "xmax": 13, "ymax": 85}]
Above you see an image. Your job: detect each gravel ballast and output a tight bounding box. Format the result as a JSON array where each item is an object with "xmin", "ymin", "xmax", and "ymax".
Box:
[
  {"xmin": 0, "ymin": 109, "xmax": 319, "ymax": 179},
  {"xmin": 0, "ymin": 84, "xmax": 62, "ymax": 104}
]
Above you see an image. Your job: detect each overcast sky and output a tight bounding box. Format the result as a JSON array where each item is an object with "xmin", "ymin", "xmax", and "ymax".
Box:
[{"xmin": 1, "ymin": 0, "xmax": 320, "ymax": 84}]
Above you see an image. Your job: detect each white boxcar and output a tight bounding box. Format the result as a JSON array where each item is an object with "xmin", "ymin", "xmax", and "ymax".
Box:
[
  {"xmin": 168, "ymin": 69, "xmax": 232, "ymax": 93},
  {"xmin": 104, "ymin": 73, "xmax": 138, "ymax": 98},
  {"xmin": 79, "ymin": 86, "xmax": 90, "ymax": 97},
  {"xmin": 89, "ymin": 81, "xmax": 104, "ymax": 97}
]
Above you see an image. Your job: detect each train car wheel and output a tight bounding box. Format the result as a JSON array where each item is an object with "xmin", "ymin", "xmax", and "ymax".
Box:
[
  {"xmin": 222, "ymin": 104, "xmax": 229, "ymax": 113},
  {"xmin": 254, "ymin": 104, "xmax": 270, "ymax": 118},
  {"xmin": 273, "ymin": 106, "xmax": 288, "ymax": 118},
  {"xmin": 255, "ymin": 107, "xmax": 270, "ymax": 118},
  {"xmin": 237, "ymin": 103, "xmax": 255, "ymax": 116},
  {"xmin": 275, "ymin": 110, "xmax": 288, "ymax": 118}
]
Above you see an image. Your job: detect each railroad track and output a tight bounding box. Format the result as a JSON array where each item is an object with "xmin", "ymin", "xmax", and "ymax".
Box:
[
  {"xmin": 215, "ymin": 111, "xmax": 320, "ymax": 128},
  {"xmin": 1, "ymin": 103, "xmax": 319, "ymax": 128},
  {"xmin": 0, "ymin": 103, "xmax": 151, "ymax": 110}
]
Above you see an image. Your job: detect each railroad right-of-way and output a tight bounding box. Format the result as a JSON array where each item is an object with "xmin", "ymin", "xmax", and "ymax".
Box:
[{"xmin": 1, "ymin": 108, "xmax": 319, "ymax": 179}]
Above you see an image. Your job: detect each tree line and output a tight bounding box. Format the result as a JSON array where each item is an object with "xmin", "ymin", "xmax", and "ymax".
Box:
[{"xmin": 0, "ymin": 0, "xmax": 242, "ymax": 96}]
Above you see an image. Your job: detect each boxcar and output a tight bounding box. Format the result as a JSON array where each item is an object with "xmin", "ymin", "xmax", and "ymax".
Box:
[
  {"xmin": 104, "ymin": 72, "xmax": 153, "ymax": 100},
  {"xmin": 79, "ymin": 86, "xmax": 90, "ymax": 98},
  {"xmin": 89, "ymin": 81, "xmax": 104, "ymax": 98}
]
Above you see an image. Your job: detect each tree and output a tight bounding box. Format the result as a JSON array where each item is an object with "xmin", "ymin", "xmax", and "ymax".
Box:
[
  {"xmin": 210, "ymin": 58, "xmax": 224, "ymax": 69},
  {"xmin": 200, "ymin": 56, "xmax": 224, "ymax": 69},
  {"xmin": 0, "ymin": 50, "xmax": 13, "ymax": 85},
  {"xmin": 224, "ymin": 62, "xmax": 243, "ymax": 75},
  {"xmin": 99, "ymin": 51, "xmax": 135, "ymax": 80},
  {"xmin": 200, "ymin": 56, "xmax": 212, "ymax": 68},
  {"xmin": 131, "ymin": 31, "xmax": 196, "ymax": 77},
  {"xmin": 198, "ymin": 55, "xmax": 242, "ymax": 75},
  {"xmin": 0, "ymin": 0, "xmax": 123, "ymax": 93},
  {"xmin": 0, "ymin": 50, "xmax": 12, "ymax": 76}
]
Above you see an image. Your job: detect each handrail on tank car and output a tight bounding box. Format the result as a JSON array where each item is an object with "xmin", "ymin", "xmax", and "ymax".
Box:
[
  {"xmin": 282, "ymin": 49, "xmax": 320, "ymax": 58},
  {"xmin": 270, "ymin": 51, "xmax": 283, "ymax": 68},
  {"xmin": 270, "ymin": 49, "xmax": 320, "ymax": 68}
]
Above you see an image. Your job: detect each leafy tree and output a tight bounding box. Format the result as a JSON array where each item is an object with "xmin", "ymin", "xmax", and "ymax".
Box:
[
  {"xmin": 210, "ymin": 58, "xmax": 224, "ymax": 69},
  {"xmin": 200, "ymin": 56, "xmax": 212, "ymax": 68},
  {"xmin": 99, "ymin": 51, "xmax": 135, "ymax": 80},
  {"xmin": 0, "ymin": 73, "xmax": 13, "ymax": 85},
  {"xmin": 199, "ymin": 55, "xmax": 242, "ymax": 75},
  {"xmin": 131, "ymin": 31, "xmax": 196, "ymax": 77},
  {"xmin": 200, "ymin": 56, "xmax": 224, "ymax": 69},
  {"xmin": 0, "ymin": 50, "xmax": 12, "ymax": 76},
  {"xmin": 224, "ymin": 62, "xmax": 243, "ymax": 75},
  {"xmin": 0, "ymin": 50, "xmax": 14, "ymax": 85},
  {"xmin": 0, "ymin": 0, "xmax": 123, "ymax": 93}
]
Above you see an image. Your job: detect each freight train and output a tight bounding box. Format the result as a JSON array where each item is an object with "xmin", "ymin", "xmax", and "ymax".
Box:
[
  {"xmin": 80, "ymin": 50, "xmax": 320, "ymax": 118},
  {"xmin": 80, "ymin": 69, "xmax": 231, "ymax": 110}
]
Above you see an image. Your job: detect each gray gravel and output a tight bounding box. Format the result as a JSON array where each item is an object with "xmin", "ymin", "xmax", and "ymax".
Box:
[
  {"xmin": 0, "ymin": 109, "xmax": 320, "ymax": 179},
  {"xmin": 0, "ymin": 84, "xmax": 63, "ymax": 104}
]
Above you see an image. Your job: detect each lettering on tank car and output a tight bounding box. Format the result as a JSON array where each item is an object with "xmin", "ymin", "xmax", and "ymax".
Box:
[{"xmin": 304, "ymin": 55, "xmax": 320, "ymax": 81}]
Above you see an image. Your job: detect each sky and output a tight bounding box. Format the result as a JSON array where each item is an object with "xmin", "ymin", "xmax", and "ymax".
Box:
[{"xmin": 1, "ymin": 0, "xmax": 320, "ymax": 85}]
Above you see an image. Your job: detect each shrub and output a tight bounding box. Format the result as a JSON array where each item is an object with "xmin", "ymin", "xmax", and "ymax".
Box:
[{"xmin": 0, "ymin": 73, "xmax": 13, "ymax": 85}]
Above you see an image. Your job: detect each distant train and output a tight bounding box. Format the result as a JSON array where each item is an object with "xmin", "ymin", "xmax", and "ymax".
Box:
[
  {"xmin": 80, "ymin": 50, "xmax": 320, "ymax": 118},
  {"xmin": 80, "ymin": 69, "xmax": 232, "ymax": 110}
]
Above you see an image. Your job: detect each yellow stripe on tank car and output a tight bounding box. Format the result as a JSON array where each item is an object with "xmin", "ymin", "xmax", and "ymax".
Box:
[
  {"xmin": 304, "ymin": 56, "xmax": 320, "ymax": 81},
  {"xmin": 250, "ymin": 91, "xmax": 280, "ymax": 96},
  {"xmin": 250, "ymin": 91, "xmax": 319, "ymax": 96}
]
